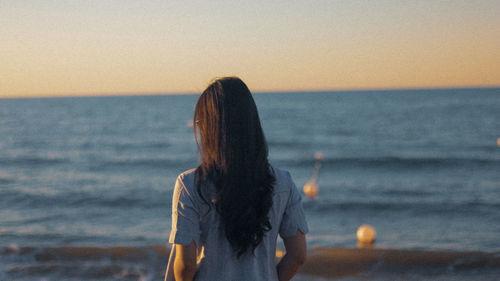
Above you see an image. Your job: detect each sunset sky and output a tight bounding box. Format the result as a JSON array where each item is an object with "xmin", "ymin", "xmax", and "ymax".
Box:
[{"xmin": 1, "ymin": 0, "xmax": 499, "ymax": 98}]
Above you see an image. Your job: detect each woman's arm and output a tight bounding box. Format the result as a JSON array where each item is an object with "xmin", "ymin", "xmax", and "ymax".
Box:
[
  {"xmin": 277, "ymin": 230, "xmax": 307, "ymax": 281},
  {"xmin": 174, "ymin": 241, "xmax": 197, "ymax": 281}
]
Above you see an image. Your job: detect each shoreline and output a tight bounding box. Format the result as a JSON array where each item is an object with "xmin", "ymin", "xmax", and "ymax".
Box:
[{"xmin": 3, "ymin": 245, "xmax": 499, "ymax": 280}]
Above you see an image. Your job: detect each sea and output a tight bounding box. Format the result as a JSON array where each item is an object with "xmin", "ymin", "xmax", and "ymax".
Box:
[{"xmin": 1, "ymin": 87, "xmax": 499, "ymax": 280}]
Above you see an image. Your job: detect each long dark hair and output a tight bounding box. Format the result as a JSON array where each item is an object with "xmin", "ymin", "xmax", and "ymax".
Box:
[{"xmin": 193, "ymin": 77, "xmax": 275, "ymax": 258}]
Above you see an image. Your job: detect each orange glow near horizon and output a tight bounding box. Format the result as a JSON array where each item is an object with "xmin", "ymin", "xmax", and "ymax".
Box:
[{"xmin": 1, "ymin": 1, "xmax": 499, "ymax": 98}]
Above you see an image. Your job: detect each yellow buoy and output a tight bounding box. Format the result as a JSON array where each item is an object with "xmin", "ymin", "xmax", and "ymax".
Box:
[
  {"xmin": 303, "ymin": 180, "xmax": 319, "ymax": 198},
  {"xmin": 356, "ymin": 224, "xmax": 376, "ymax": 244}
]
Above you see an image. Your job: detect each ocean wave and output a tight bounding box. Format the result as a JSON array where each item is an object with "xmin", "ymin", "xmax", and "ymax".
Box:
[
  {"xmin": 91, "ymin": 157, "xmax": 196, "ymax": 170},
  {"xmin": 275, "ymin": 155, "xmax": 500, "ymax": 168},
  {"xmin": 110, "ymin": 141, "xmax": 171, "ymax": 151},
  {"xmin": 0, "ymin": 176, "xmax": 14, "ymax": 185},
  {"xmin": 378, "ymin": 188, "xmax": 434, "ymax": 197},
  {"xmin": 1, "ymin": 213, "xmax": 65, "ymax": 225},
  {"xmin": 1, "ymin": 245, "xmax": 168, "ymax": 260},
  {"xmin": 3, "ymin": 184, "xmax": 499, "ymax": 215},
  {"xmin": 0, "ymin": 188, "xmax": 169, "ymax": 210},
  {"xmin": 0, "ymin": 156, "xmax": 69, "ymax": 167},
  {"xmin": 267, "ymin": 140, "xmax": 313, "ymax": 148},
  {"xmin": 302, "ymin": 200, "xmax": 500, "ymax": 215}
]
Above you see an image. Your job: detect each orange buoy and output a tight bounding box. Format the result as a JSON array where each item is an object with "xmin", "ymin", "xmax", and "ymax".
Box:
[
  {"xmin": 356, "ymin": 224, "xmax": 376, "ymax": 244},
  {"xmin": 314, "ymin": 152, "xmax": 324, "ymax": 160},
  {"xmin": 303, "ymin": 180, "xmax": 319, "ymax": 198}
]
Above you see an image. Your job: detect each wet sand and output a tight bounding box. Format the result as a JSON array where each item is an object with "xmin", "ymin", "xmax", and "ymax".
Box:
[{"xmin": 298, "ymin": 247, "xmax": 500, "ymax": 279}]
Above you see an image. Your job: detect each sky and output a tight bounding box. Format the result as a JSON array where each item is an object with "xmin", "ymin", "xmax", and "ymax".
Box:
[{"xmin": 1, "ymin": 0, "xmax": 500, "ymax": 98}]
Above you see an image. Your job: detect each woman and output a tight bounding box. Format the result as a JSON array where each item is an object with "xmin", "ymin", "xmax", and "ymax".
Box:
[{"xmin": 168, "ymin": 77, "xmax": 308, "ymax": 281}]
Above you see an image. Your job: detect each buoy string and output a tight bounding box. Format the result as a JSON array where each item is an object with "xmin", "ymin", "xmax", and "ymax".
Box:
[{"xmin": 311, "ymin": 161, "xmax": 321, "ymax": 181}]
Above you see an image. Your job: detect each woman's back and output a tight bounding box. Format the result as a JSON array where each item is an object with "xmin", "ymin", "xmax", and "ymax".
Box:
[{"xmin": 169, "ymin": 166, "xmax": 308, "ymax": 281}]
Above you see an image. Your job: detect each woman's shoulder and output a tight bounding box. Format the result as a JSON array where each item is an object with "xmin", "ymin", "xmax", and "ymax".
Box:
[
  {"xmin": 178, "ymin": 168, "xmax": 197, "ymax": 179},
  {"xmin": 175, "ymin": 168, "xmax": 197, "ymax": 191},
  {"xmin": 270, "ymin": 165, "xmax": 296, "ymax": 192}
]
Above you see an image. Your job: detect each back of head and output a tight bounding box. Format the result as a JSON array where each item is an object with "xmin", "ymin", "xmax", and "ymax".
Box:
[{"xmin": 194, "ymin": 77, "xmax": 275, "ymax": 258}]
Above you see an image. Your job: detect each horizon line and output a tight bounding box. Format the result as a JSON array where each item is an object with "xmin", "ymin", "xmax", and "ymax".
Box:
[{"xmin": 1, "ymin": 85, "xmax": 499, "ymax": 99}]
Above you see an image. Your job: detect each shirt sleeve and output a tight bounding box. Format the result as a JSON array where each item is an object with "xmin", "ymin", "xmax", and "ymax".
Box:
[
  {"xmin": 169, "ymin": 175, "xmax": 201, "ymax": 246},
  {"xmin": 279, "ymin": 172, "xmax": 309, "ymax": 238}
]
